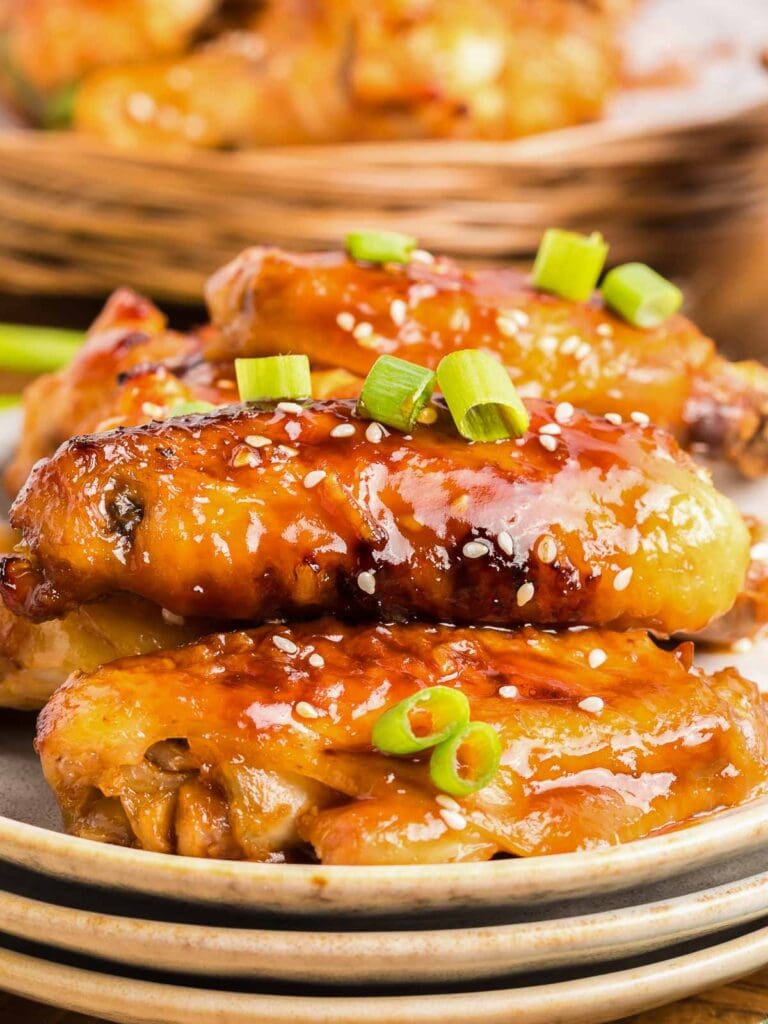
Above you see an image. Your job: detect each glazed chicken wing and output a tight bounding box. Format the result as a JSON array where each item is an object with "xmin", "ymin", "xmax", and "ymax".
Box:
[
  {"xmin": 1, "ymin": 398, "xmax": 748, "ymax": 635},
  {"xmin": 206, "ymin": 248, "xmax": 768, "ymax": 477},
  {"xmin": 73, "ymin": 0, "xmax": 623, "ymax": 149},
  {"xmin": 37, "ymin": 620, "xmax": 768, "ymax": 863},
  {"xmin": 5, "ymin": 287, "xmax": 359, "ymax": 496}
]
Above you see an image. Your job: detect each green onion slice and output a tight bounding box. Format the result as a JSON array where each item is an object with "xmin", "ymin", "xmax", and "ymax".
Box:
[
  {"xmin": 0, "ymin": 394, "xmax": 21, "ymax": 410},
  {"xmin": 436, "ymin": 349, "xmax": 529, "ymax": 441},
  {"xmin": 235, "ymin": 355, "xmax": 311, "ymax": 403},
  {"xmin": 430, "ymin": 721, "xmax": 502, "ymax": 798},
  {"xmin": 42, "ymin": 84, "xmax": 77, "ymax": 129},
  {"xmin": 531, "ymin": 229, "xmax": 609, "ymax": 303},
  {"xmin": 0, "ymin": 324, "xmax": 84, "ymax": 374},
  {"xmin": 165, "ymin": 400, "xmax": 216, "ymax": 418},
  {"xmin": 372, "ymin": 686, "xmax": 470, "ymax": 756},
  {"xmin": 357, "ymin": 355, "xmax": 436, "ymax": 432},
  {"xmin": 601, "ymin": 263, "xmax": 683, "ymax": 329},
  {"xmin": 345, "ymin": 230, "xmax": 417, "ymax": 265}
]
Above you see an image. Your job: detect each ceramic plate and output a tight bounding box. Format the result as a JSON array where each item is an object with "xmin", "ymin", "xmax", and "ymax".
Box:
[
  {"xmin": 1, "ymin": 863, "xmax": 768, "ymax": 984},
  {"xmin": 1, "ymin": 423, "xmax": 768, "ymax": 919},
  {"xmin": 3, "ymin": 918, "xmax": 768, "ymax": 1024}
]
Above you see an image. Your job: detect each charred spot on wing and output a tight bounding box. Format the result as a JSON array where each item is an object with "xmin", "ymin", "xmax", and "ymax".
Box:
[{"xmin": 105, "ymin": 491, "xmax": 145, "ymax": 538}]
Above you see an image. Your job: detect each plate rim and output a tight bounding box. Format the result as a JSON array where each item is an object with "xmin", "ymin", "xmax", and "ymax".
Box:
[
  {"xmin": 3, "ymin": 794, "xmax": 768, "ymax": 915},
  {"xmin": 2, "ymin": 919, "xmax": 768, "ymax": 1024},
  {"xmin": 0, "ymin": 868, "xmax": 767, "ymax": 983}
]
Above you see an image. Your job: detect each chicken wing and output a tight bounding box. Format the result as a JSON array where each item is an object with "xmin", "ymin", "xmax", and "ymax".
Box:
[
  {"xmin": 205, "ymin": 247, "xmax": 768, "ymax": 477},
  {"xmin": 4, "ymin": 287, "xmax": 359, "ymax": 496},
  {"xmin": 37, "ymin": 620, "xmax": 768, "ymax": 863},
  {"xmin": 0, "ymin": 0, "xmax": 216, "ymax": 106},
  {"xmin": 72, "ymin": 0, "xmax": 623, "ymax": 149},
  {"xmin": 1, "ymin": 398, "xmax": 748, "ymax": 635}
]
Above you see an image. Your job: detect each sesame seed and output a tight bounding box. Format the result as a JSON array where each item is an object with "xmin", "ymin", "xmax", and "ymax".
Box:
[
  {"xmin": 357, "ymin": 571, "xmax": 377, "ymax": 595},
  {"xmin": 141, "ymin": 402, "xmax": 165, "ymax": 418},
  {"xmin": 126, "ymin": 92, "xmax": 156, "ymax": 123},
  {"xmin": 336, "ymin": 312, "xmax": 355, "ymax": 331},
  {"xmin": 390, "ymin": 299, "xmax": 408, "ymax": 326},
  {"xmin": 278, "ymin": 445, "xmax": 299, "ymax": 457},
  {"xmin": 732, "ymin": 638, "xmax": 754, "ymax": 654},
  {"xmin": 161, "ymin": 608, "xmax": 185, "ymax": 626},
  {"xmin": 578, "ymin": 696, "xmax": 605, "ymax": 714},
  {"xmin": 436, "ymin": 794, "xmax": 461, "ymax": 812},
  {"xmin": 417, "ymin": 406, "xmax": 438, "ymax": 425},
  {"xmin": 751, "ymin": 542, "xmax": 768, "ymax": 561},
  {"xmin": 303, "ymin": 470, "xmax": 326, "ymax": 489},
  {"xmin": 537, "ymin": 536, "xmax": 557, "ymax": 564},
  {"xmin": 463, "ymin": 541, "xmax": 490, "ymax": 559},
  {"xmin": 554, "ymin": 402, "xmax": 574, "ymax": 425},
  {"xmin": 498, "ymin": 684, "xmax": 519, "ymax": 699},
  {"xmin": 496, "ymin": 315, "xmax": 519, "ymax": 338},
  {"xmin": 539, "ymin": 335, "xmax": 559, "ymax": 355},
  {"xmin": 439, "ymin": 809, "xmax": 467, "ymax": 831},
  {"xmin": 596, "ymin": 323, "xmax": 613, "ymax": 337},
  {"xmin": 560, "ymin": 335, "xmax": 581, "ymax": 356},
  {"xmin": 330, "ymin": 423, "xmax": 356, "ymax": 439},
  {"xmin": 539, "ymin": 423, "xmax": 561, "ymax": 435},
  {"xmin": 245, "ymin": 434, "xmax": 271, "ymax": 448},
  {"xmin": 588, "ymin": 649, "xmax": 607, "ymax": 669},
  {"xmin": 411, "ymin": 249, "xmax": 435, "ymax": 264},
  {"xmin": 277, "ymin": 401, "xmax": 303, "ymax": 415},
  {"xmin": 232, "ymin": 448, "xmax": 258, "ymax": 468},
  {"xmin": 273, "ymin": 635, "xmax": 298, "ymax": 655},
  {"xmin": 613, "ymin": 567, "xmax": 633, "ymax": 591},
  {"xmin": 604, "ymin": 412, "xmax": 623, "ymax": 426},
  {"xmin": 353, "ymin": 321, "xmax": 374, "ymax": 341},
  {"xmin": 517, "ymin": 582, "xmax": 535, "ymax": 607},
  {"xmin": 308, "ymin": 652, "xmax": 325, "ymax": 668},
  {"xmin": 365, "ymin": 422, "xmax": 385, "ymax": 443},
  {"xmin": 575, "ymin": 342, "xmax": 592, "ymax": 360},
  {"xmin": 497, "ymin": 531, "xmax": 515, "ymax": 556},
  {"xmin": 630, "ymin": 411, "xmax": 650, "ymax": 426},
  {"xmin": 450, "ymin": 308, "xmax": 470, "ymax": 331},
  {"xmin": 539, "ymin": 435, "xmax": 558, "ymax": 453},
  {"xmin": 295, "ymin": 701, "xmax": 320, "ymax": 719}
]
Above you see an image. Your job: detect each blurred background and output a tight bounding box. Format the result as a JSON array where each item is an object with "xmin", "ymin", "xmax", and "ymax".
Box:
[{"xmin": 0, "ymin": 0, "xmax": 767, "ymax": 367}]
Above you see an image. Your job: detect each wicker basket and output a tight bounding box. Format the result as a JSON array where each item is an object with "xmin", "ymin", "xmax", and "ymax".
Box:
[{"xmin": 0, "ymin": 0, "xmax": 767, "ymax": 356}]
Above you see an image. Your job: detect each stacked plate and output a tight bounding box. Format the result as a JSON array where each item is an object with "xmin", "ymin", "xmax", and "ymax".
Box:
[{"xmin": 2, "ymin": 431, "xmax": 768, "ymax": 1024}]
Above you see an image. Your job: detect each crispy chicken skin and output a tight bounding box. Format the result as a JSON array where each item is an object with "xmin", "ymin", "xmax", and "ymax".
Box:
[
  {"xmin": 4, "ymin": 287, "xmax": 359, "ymax": 497},
  {"xmin": 73, "ymin": 0, "xmax": 623, "ymax": 149},
  {"xmin": 0, "ymin": 0, "xmax": 216, "ymax": 100},
  {"xmin": 206, "ymin": 248, "xmax": 768, "ymax": 477},
  {"xmin": 1, "ymin": 398, "xmax": 748, "ymax": 634},
  {"xmin": 36, "ymin": 620, "xmax": 768, "ymax": 863},
  {"xmin": 0, "ymin": 596, "xmax": 206, "ymax": 711}
]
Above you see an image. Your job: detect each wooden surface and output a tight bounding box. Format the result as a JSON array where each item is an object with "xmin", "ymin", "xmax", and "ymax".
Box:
[{"xmin": 4, "ymin": 969, "xmax": 768, "ymax": 1023}]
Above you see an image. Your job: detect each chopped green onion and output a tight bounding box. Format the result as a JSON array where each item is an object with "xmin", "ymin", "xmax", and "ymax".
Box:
[
  {"xmin": 436, "ymin": 350, "xmax": 529, "ymax": 442},
  {"xmin": 0, "ymin": 394, "xmax": 21, "ymax": 410},
  {"xmin": 0, "ymin": 324, "xmax": 84, "ymax": 374},
  {"xmin": 165, "ymin": 400, "xmax": 216, "ymax": 418},
  {"xmin": 357, "ymin": 355, "xmax": 436, "ymax": 432},
  {"xmin": 235, "ymin": 355, "xmax": 311, "ymax": 403},
  {"xmin": 531, "ymin": 229, "xmax": 609, "ymax": 302},
  {"xmin": 601, "ymin": 263, "xmax": 683, "ymax": 329},
  {"xmin": 345, "ymin": 230, "xmax": 417, "ymax": 265},
  {"xmin": 42, "ymin": 84, "xmax": 77, "ymax": 129},
  {"xmin": 430, "ymin": 721, "xmax": 502, "ymax": 798},
  {"xmin": 372, "ymin": 686, "xmax": 470, "ymax": 756}
]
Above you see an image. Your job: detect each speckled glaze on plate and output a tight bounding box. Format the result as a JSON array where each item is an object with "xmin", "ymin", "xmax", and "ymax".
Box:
[
  {"xmin": 3, "ymin": 919, "xmax": 768, "ymax": 1024},
  {"xmin": 1, "ymin": 867, "xmax": 768, "ymax": 984}
]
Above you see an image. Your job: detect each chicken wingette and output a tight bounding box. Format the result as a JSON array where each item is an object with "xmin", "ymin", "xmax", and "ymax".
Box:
[
  {"xmin": 206, "ymin": 247, "xmax": 768, "ymax": 477},
  {"xmin": 72, "ymin": 0, "xmax": 626, "ymax": 149},
  {"xmin": 1, "ymin": 398, "xmax": 749, "ymax": 635},
  {"xmin": 37, "ymin": 620, "xmax": 768, "ymax": 863}
]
